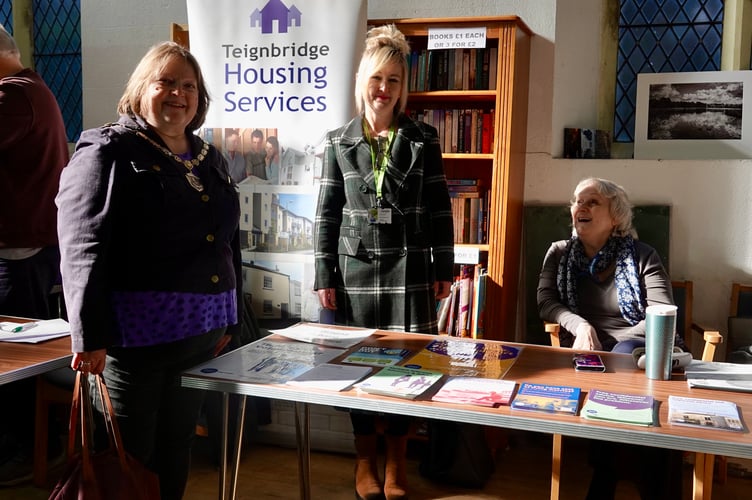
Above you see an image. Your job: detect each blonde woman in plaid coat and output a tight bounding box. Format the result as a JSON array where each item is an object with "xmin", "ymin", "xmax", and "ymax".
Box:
[{"xmin": 314, "ymin": 25, "xmax": 453, "ymax": 500}]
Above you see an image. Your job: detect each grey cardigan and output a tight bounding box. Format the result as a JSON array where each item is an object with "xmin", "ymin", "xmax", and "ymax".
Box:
[{"xmin": 537, "ymin": 239, "xmax": 673, "ymax": 350}]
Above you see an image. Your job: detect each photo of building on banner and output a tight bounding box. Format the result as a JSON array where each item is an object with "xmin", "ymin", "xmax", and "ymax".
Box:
[{"xmin": 187, "ymin": 0, "xmax": 367, "ymax": 325}]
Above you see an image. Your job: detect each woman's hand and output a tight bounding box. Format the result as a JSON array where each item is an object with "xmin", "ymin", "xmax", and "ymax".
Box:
[
  {"xmin": 434, "ymin": 281, "xmax": 452, "ymax": 300},
  {"xmin": 317, "ymin": 288, "xmax": 337, "ymax": 310},
  {"xmin": 573, "ymin": 323, "xmax": 603, "ymax": 351},
  {"xmin": 71, "ymin": 349, "xmax": 107, "ymax": 374}
]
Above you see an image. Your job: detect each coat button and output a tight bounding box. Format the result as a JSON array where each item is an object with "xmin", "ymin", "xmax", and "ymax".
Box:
[
  {"xmin": 359, "ymin": 184, "xmax": 368, "ymax": 193},
  {"xmin": 399, "ymin": 248, "xmax": 407, "ymax": 256},
  {"xmin": 367, "ymin": 251, "xmax": 375, "ymax": 259},
  {"xmin": 206, "ymin": 234, "xmax": 215, "ymax": 242},
  {"xmin": 201, "ymin": 194, "xmax": 210, "ymax": 202},
  {"xmin": 210, "ymin": 275, "xmax": 219, "ymax": 283},
  {"xmin": 152, "ymin": 165, "xmax": 161, "ymax": 171}
]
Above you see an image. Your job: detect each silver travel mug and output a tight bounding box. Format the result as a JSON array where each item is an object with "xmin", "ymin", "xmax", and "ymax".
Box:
[{"xmin": 645, "ymin": 304, "xmax": 677, "ymax": 380}]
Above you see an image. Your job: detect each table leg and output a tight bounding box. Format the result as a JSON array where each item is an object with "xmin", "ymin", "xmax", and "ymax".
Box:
[
  {"xmin": 551, "ymin": 433, "xmax": 562, "ymax": 500},
  {"xmin": 219, "ymin": 393, "xmax": 229, "ymax": 500},
  {"xmin": 294, "ymin": 402, "xmax": 311, "ymax": 500},
  {"xmin": 693, "ymin": 452, "xmax": 714, "ymax": 500},
  {"xmin": 229, "ymin": 395, "xmax": 247, "ymax": 500}
]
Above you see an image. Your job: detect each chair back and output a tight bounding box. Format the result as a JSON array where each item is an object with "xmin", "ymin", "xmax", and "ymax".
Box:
[
  {"xmin": 726, "ymin": 283, "xmax": 752, "ymax": 363},
  {"xmin": 730, "ymin": 283, "xmax": 752, "ymax": 317}
]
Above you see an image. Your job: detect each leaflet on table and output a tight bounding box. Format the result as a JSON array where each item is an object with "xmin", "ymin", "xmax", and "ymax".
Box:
[
  {"xmin": 341, "ymin": 346, "xmax": 412, "ymax": 367},
  {"xmin": 356, "ymin": 365, "xmax": 444, "ymax": 400},
  {"xmin": 183, "ymin": 338, "xmax": 344, "ymax": 385},
  {"xmin": 269, "ymin": 322, "xmax": 376, "ymax": 349},
  {"xmin": 510, "ymin": 382, "xmax": 581, "ymax": 415},
  {"xmin": 684, "ymin": 359, "xmax": 752, "ymax": 380},
  {"xmin": 431, "ymin": 376, "xmax": 517, "ymax": 407},
  {"xmin": 686, "ymin": 378, "xmax": 752, "ymax": 393},
  {"xmin": 0, "ymin": 318, "xmax": 70, "ymax": 343},
  {"xmin": 580, "ymin": 389, "xmax": 654, "ymax": 426},
  {"xmin": 668, "ymin": 395, "xmax": 744, "ymax": 432},
  {"xmin": 404, "ymin": 338, "xmax": 521, "ymax": 378},
  {"xmin": 286, "ymin": 363, "xmax": 373, "ymax": 391}
]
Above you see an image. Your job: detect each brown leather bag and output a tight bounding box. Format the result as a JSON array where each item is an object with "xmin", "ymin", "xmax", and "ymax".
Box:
[{"xmin": 49, "ymin": 372, "xmax": 161, "ymax": 500}]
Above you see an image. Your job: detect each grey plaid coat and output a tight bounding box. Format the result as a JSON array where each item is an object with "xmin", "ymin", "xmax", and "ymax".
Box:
[{"xmin": 314, "ymin": 114, "xmax": 454, "ymax": 334}]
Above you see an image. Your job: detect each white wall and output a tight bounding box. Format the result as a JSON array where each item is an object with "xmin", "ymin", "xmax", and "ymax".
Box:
[{"xmin": 81, "ymin": 0, "xmax": 752, "ymax": 349}]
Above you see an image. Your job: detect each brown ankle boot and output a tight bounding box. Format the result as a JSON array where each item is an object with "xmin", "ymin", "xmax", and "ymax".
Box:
[
  {"xmin": 354, "ymin": 434, "xmax": 383, "ymax": 500},
  {"xmin": 384, "ymin": 435, "xmax": 408, "ymax": 500}
]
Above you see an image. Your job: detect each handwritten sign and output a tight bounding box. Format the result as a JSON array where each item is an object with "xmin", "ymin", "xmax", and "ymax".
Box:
[
  {"xmin": 454, "ymin": 246, "xmax": 481, "ymax": 265},
  {"xmin": 427, "ymin": 27, "xmax": 487, "ymax": 50}
]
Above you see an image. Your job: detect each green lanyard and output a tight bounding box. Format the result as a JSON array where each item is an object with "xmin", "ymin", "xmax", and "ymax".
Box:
[{"xmin": 365, "ymin": 124, "xmax": 395, "ymax": 200}]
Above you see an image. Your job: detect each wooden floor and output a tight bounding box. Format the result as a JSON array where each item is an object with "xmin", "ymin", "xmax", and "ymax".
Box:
[{"xmin": 4, "ymin": 430, "xmax": 751, "ymax": 499}]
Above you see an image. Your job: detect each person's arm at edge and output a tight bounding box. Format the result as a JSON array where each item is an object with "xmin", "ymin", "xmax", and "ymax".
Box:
[{"xmin": 537, "ymin": 241, "xmax": 589, "ymax": 334}]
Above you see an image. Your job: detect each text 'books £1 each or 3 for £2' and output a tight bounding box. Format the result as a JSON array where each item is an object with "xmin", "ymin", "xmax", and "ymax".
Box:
[
  {"xmin": 510, "ymin": 383, "xmax": 581, "ymax": 415},
  {"xmin": 341, "ymin": 345, "xmax": 412, "ymax": 367},
  {"xmin": 668, "ymin": 395, "xmax": 744, "ymax": 432},
  {"xmin": 580, "ymin": 389, "xmax": 654, "ymax": 426},
  {"xmin": 357, "ymin": 365, "xmax": 444, "ymax": 400},
  {"xmin": 431, "ymin": 377, "xmax": 516, "ymax": 407}
]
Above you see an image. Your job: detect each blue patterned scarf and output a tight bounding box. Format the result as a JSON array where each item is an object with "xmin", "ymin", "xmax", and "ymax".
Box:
[{"xmin": 557, "ymin": 235, "xmax": 645, "ymax": 325}]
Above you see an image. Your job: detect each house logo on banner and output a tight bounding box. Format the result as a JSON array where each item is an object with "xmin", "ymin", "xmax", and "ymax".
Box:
[
  {"xmin": 187, "ymin": 0, "xmax": 366, "ymax": 324},
  {"xmin": 252, "ymin": 0, "xmax": 302, "ymax": 34}
]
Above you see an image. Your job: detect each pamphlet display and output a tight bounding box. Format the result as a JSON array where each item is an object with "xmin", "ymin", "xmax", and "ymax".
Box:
[
  {"xmin": 405, "ymin": 338, "xmax": 521, "ymax": 378},
  {"xmin": 668, "ymin": 395, "xmax": 744, "ymax": 432},
  {"xmin": 357, "ymin": 365, "xmax": 444, "ymax": 400},
  {"xmin": 431, "ymin": 377, "xmax": 517, "ymax": 407},
  {"xmin": 510, "ymin": 383, "xmax": 581, "ymax": 415},
  {"xmin": 580, "ymin": 389, "xmax": 654, "ymax": 426}
]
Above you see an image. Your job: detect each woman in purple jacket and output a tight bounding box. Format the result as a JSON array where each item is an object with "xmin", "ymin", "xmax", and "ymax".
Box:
[{"xmin": 56, "ymin": 42, "xmax": 241, "ymax": 500}]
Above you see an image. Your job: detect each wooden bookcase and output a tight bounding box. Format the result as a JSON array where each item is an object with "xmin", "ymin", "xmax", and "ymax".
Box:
[{"xmin": 370, "ymin": 16, "xmax": 531, "ymax": 341}]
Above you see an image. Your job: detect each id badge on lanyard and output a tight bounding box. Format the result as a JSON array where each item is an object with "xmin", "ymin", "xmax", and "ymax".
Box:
[{"xmin": 368, "ymin": 204, "xmax": 392, "ymax": 224}]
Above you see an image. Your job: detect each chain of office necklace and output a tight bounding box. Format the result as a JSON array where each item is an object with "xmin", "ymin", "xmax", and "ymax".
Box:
[{"xmin": 133, "ymin": 129, "xmax": 209, "ymax": 192}]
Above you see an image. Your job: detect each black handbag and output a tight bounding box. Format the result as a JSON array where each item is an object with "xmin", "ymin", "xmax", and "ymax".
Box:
[
  {"xmin": 49, "ymin": 372, "xmax": 161, "ymax": 500},
  {"xmin": 418, "ymin": 420, "xmax": 495, "ymax": 488}
]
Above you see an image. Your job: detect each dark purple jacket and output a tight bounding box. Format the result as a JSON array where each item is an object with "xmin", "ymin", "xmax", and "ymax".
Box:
[{"xmin": 56, "ymin": 115, "xmax": 242, "ymax": 352}]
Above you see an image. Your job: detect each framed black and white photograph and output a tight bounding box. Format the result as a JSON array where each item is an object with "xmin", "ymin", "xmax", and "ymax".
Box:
[{"xmin": 634, "ymin": 70, "xmax": 752, "ymax": 159}]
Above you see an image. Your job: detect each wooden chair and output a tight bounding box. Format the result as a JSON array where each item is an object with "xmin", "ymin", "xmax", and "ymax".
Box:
[
  {"xmin": 33, "ymin": 373, "xmax": 72, "ymax": 487},
  {"xmin": 544, "ymin": 280, "xmax": 723, "ymax": 500},
  {"xmin": 547, "ymin": 281, "xmax": 716, "ymax": 356}
]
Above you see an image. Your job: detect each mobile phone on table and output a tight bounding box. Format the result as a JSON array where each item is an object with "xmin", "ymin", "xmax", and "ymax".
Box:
[{"xmin": 573, "ymin": 353, "xmax": 606, "ymax": 372}]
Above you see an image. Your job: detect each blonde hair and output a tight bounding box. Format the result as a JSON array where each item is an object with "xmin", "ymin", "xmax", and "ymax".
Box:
[
  {"xmin": 572, "ymin": 177, "xmax": 637, "ymax": 238},
  {"xmin": 354, "ymin": 24, "xmax": 410, "ymax": 115},
  {"xmin": 117, "ymin": 41, "xmax": 210, "ymax": 132}
]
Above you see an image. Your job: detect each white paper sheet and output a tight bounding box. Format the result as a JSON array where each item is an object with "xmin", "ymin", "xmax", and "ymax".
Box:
[{"xmin": 0, "ymin": 318, "xmax": 70, "ymax": 343}]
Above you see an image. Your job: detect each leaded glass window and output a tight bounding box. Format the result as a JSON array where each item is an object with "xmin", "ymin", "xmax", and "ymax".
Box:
[
  {"xmin": 614, "ymin": 0, "xmax": 724, "ymax": 142},
  {"xmin": 32, "ymin": 0, "xmax": 82, "ymax": 142},
  {"xmin": 1, "ymin": 2, "xmax": 11, "ymax": 33}
]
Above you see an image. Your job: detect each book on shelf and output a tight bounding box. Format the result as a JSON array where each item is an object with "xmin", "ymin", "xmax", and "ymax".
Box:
[
  {"xmin": 341, "ymin": 345, "xmax": 412, "ymax": 367},
  {"xmin": 356, "ymin": 365, "xmax": 444, "ymax": 400},
  {"xmin": 580, "ymin": 389, "xmax": 655, "ymax": 426},
  {"xmin": 510, "ymin": 382, "xmax": 581, "ymax": 415},
  {"xmin": 405, "ymin": 338, "xmax": 521, "ymax": 379},
  {"xmin": 431, "ymin": 376, "xmax": 517, "ymax": 407},
  {"xmin": 457, "ymin": 265, "xmax": 473, "ymax": 338},
  {"xmin": 286, "ymin": 363, "xmax": 373, "ymax": 392},
  {"xmin": 668, "ymin": 395, "xmax": 744, "ymax": 432}
]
